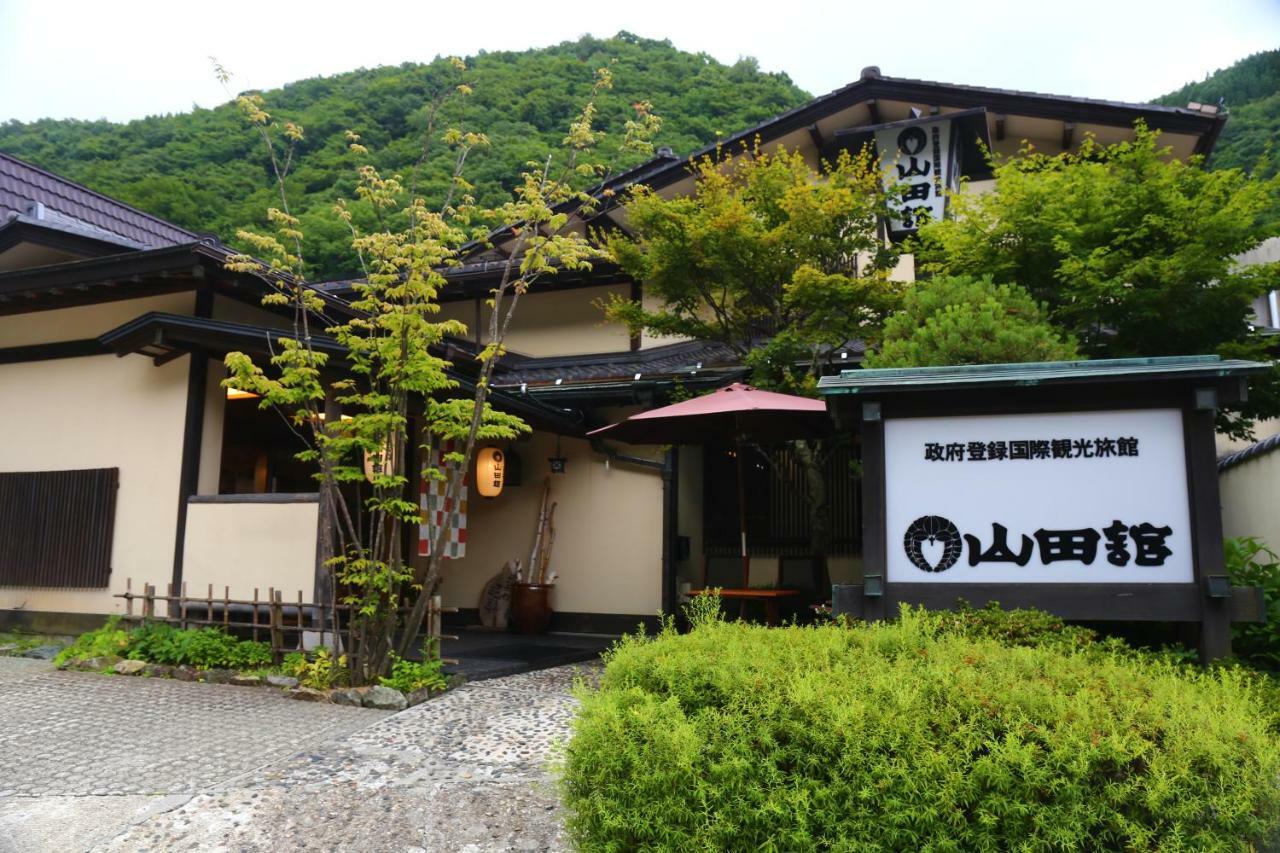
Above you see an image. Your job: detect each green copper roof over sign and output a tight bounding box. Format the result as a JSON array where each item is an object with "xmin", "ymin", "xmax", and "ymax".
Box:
[{"xmin": 817, "ymin": 355, "xmax": 1270, "ymax": 395}]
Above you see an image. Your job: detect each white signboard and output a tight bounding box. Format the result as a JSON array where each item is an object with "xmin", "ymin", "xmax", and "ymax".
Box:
[
  {"xmin": 884, "ymin": 409, "xmax": 1193, "ymax": 584},
  {"xmin": 875, "ymin": 115, "xmax": 958, "ymax": 237}
]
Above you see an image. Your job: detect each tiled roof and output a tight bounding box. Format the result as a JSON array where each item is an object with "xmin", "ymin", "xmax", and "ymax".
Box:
[
  {"xmin": 459, "ymin": 72, "xmax": 1225, "ymax": 265},
  {"xmin": 494, "ymin": 339, "xmax": 741, "ymax": 386},
  {"xmin": 1219, "ymin": 432, "xmax": 1280, "ymax": 473},
  {"xmin": 819, "ymin": 355, "xmax": 1268, "ymax": 395},
  {"xmin": 0, "ymin": 152, "xmax": 198, "ymax": 249},
  {"xmin": 492, "ymin": 339, "xmax": 868, "ymax": 388}
]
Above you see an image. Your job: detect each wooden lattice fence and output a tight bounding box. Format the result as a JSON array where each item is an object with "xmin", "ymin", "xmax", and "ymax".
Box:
[{"xmin": 114, "ymin": 579, "xmax": 456, "ymax": 664}]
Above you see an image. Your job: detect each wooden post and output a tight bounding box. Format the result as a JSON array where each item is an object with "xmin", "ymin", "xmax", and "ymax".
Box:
[
  {"xmin": 252, "ymin": 587, "xmax": 259, "ymax": 644},
  {"xmin": 223, "ymin": 586, "xmax": 230, "ymax": 631},
  {"xmin": 269, "ymin": 589, "xmax": 283, "ymax": 663},
  {"xmin": 124, "ymin": 578, "xmax": 133, "ymax": 619},
  {"xmin": 180, "ymin": 582, "xmax": 189, "ymax": 631},
  {"xmin": 859, "ymin": 403, "xmax": 888, "ymax": 622},
  {"xmin": 1183, "ymin": 403, "xmax": 1233, "ymax": 662},
  {"xmin": 429, "ymin": 594, "xmax": 442, "ymax": 640},
  {"xmin": 142, "ymin": 583, "xmax": 155, "ymax": 621}
]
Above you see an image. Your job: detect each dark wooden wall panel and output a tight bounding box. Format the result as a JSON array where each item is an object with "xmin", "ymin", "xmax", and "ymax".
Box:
[
  {"xmin": 0, "ymin": 468, "xmax": 118, "ymax": 588},
  {"xmin": 703, "ymin": 441, "xmax": 862, "ymax": 557}
]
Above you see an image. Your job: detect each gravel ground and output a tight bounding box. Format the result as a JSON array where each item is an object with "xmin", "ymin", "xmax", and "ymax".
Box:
[{"xmin": 0, "ymin": 658, "xmax": 601, "ymax": 852}]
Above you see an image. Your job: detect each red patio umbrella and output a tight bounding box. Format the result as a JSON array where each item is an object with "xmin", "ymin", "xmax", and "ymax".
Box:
[{"xmin": 588, "ymin": 383, "xmax": 832, "ymax": 588}]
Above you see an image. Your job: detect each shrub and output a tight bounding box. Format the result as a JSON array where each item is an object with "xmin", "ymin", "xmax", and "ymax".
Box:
[
  {"xmin": 125, "ymin": 623, "xmax": 239, "ymax": 668},
  {"xmin": 281, "ymin": 651, "xmax": 307, "ymax": 675},
  {"xmin": 53, "ymin": 616, "xmax": 129, "ymax": 666},
  {"xmin": 226, "ymin": 640, "xmax": 273, "ymax": 670},
  {"xmin": 933, "ymin": 600, "xmax": 1098, "ymax": 651},
  {"xmin": 287, "ymin": 646, "xmax": 347, "ymax": 689},
  {"xmin": 380, "ymin": 639, "xmax": 447, "ymax": 694},
  {"xmin": 561, "ymin": 606, "xmax": 1280, "ymax": 851},
  {"xmin": 1225, "ymin": 536, "xmax": 1280, "ymax": 669},
  {"xmin": 63, "ymin": 620, "xmax": 280, "ymax": 671}
]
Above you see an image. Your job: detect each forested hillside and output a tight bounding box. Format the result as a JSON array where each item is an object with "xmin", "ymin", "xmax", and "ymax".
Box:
[
  {"xmin": 1155, "ymin": 49, "xmax": 1280, "ymax": 177},
  {"xmin": 6, "ymin": 35, "xmax": 1276, "ymax": 282},
  {"xmin": 0, "ymin": 33, "xmax": 810, "ymax": 280}
]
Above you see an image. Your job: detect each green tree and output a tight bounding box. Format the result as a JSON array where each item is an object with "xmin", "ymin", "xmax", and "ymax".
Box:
[
  {"xmin": 915, "ymin": 125, "xmax": 1280, "ymax": 438},
  {"xmin": 603, "ymin": 145, "xmax": 903, "ymax": 589},
  {"xmin": 865, "ymin": 275, "xmax": 1079, "ymax": 368},
  {"xmin": 222, "ymin": 61, "xmax": 659, "ymax": 682}
]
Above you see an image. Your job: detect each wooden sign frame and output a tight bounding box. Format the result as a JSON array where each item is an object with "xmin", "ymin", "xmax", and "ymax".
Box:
[{"xmin": 828, "ymin": 372, "xmax": 1265, "ymax": 662}]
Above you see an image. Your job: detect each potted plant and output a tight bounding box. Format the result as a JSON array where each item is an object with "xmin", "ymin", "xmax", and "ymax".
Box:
[{"xmin": 513, "ymin": 480, "xmax": 557, "ymax": 634}]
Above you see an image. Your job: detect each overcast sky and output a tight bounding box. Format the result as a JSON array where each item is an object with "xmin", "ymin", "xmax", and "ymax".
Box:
[{"xmin": 2, "ymin": 0, "xmax": 1278, "ymax": 125}]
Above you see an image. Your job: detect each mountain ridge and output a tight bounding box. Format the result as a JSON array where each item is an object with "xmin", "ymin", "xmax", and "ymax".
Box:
[
  {"xmin": 0, "ymin": 33, "xmax": 811, "ymax": 279},
  {"xmin": 2, "ymin": 38, "xmax": 1276, "ymax": 280}
]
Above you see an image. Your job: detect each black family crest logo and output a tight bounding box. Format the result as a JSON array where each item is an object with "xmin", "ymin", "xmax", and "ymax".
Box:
[
  {"xmin": 901, "ymin": 516, "xmax": 1177, "ymax": 573},
  {"xmin": 903, "ymin": 515, "xmax": 963, "ymax": 573}
]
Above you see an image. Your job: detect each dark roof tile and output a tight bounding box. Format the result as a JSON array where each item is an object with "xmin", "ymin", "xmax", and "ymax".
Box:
[
  {"xmin": 0, "ymin": 152, "xmax": 197, "ymax": 249},
  {"xmin": 495, "ymin": 339, "xmax": 740, "ymax": 386},
  {"xmin": 1219, "ymin": 432, "xmax": 1280, "ymax": 473}
]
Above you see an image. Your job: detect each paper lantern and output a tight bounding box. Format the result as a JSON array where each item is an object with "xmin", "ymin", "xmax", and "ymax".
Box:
[{"xmin": 476, "ymin": 447, "xmax": 505, "ymax": 498}]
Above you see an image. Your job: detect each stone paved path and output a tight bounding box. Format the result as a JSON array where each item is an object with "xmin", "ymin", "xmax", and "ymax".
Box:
[{"xmin": 0, "ymin": 657, "xmax": 600, "ymax": 852}]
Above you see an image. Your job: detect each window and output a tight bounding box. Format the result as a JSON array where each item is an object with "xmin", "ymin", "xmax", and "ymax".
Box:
[{"xmin": 0, "ymin": 468, "xmax": 118, "ymax": 587}]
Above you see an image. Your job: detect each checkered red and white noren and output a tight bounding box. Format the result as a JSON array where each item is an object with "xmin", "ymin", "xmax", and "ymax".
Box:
[{"xmin": 418, "ymin": 439, "xmax": 467, "ymax": 559}]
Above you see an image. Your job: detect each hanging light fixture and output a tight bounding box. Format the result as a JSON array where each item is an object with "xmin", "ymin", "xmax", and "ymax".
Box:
[
  {"xmin": 476, "ymin": 447, "xmax": 506, "ymax": 498},
  {"xmin": 548, "ymin": 435, "xmax": 567, "ymax": 474}
]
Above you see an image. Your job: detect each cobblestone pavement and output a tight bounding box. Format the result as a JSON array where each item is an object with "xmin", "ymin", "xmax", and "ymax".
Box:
[{"xmin": 0, "ymin": 656, "xmax": 601, "ymax": 852}]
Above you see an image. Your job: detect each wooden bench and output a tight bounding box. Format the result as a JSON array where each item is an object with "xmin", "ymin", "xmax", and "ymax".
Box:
[
  {"xmin": 695, "ymin": 554, "xmax": 806, "ymax": 625},
  {"xmin": 689, "ymin": 587, "xmax": 800, "ymax": 626}
]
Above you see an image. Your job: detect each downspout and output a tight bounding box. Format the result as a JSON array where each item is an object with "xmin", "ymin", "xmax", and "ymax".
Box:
[{"xmin": 590, "ymin": 440, "xmax": 678, "ymax": 616}]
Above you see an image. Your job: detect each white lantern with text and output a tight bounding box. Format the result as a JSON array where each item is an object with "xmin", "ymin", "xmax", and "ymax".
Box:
[{"xmin": 476, "ymin": 447, "xmax": 505, "ymax": 498}]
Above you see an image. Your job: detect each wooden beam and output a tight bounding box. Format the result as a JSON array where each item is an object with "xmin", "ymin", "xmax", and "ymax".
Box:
[
  {"xmin": 170, "ymin": 289, "xmax": 214, "ymax": 603},
  {"xmin": 865, "ymin": 99, "xmax": 880, "ymax": 124},
  {"xmin": 1062, "ymin": 121, "xmax": 1075, "ymax": 151},
  {"xmin": 152, "ymin": 348, "xmax": 187, "ymax": 367},
  {"xmin": 806, "ymin": 123, "xmax": 825, "ymax": 150},
  {"xmin": 994, "ymin": 114, "xmax": 1006, "ymax": 141}
]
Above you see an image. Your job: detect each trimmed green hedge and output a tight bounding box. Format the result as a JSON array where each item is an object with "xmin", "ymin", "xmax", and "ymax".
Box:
[{"xmin": 560, "ymin": 608, "xmax": 1280, "ymax": 851}]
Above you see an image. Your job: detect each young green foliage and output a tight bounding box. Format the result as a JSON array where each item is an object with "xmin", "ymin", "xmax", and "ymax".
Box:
[
  {"xmin": 602, "ymin": 144, "xmax": 903, "ymax": 590},
  {"xmin": 1224, "ymin": 536, "xmax": 1280, "ymax": 668},
  {"xmin": 915, "ymin": 125, "xmax": 1280, "ymax": 438},
  {"xmin": 219, "ymin": 60, "xmax": 660, "ymax": 682},
  {"xmin": 604, "ymin": 143, "xmax": 902, "ymax": 395},
  {"xmin": 865, "ymin": 274, "xmax": 1079, "ymax": 368}
]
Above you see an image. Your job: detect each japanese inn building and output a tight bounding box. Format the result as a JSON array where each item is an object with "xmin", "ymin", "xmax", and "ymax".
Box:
[{"xmin": 0, "ymin": 68, "xmax": 1260, "ymax": 634}]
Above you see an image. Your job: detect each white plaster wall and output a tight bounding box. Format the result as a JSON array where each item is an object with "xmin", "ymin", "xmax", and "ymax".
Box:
[
  {"xmin": 0, "ymin": 292, "xmax": 194, "ymax": 346},
  {"xmin": 198, "ymin": 360, "xmax": 227, "ymax": 495},
  {"xmin": 210, "ymin": 294, "xmax": 297, "ymax": 331},
  {"xmin": 434, "ymin": 429, "xmax": 664, "ymax": 616},
  {"xmin": 182, "ymin": 501, "xmax": 318, "ymax": 601},
  {"xmin": 1220, "ymin": 452, "xmax": 1280, "ymax": 552},
  {"xmin": 0, "ymin": 352, "xmax": 190, "ymax": 614},
  {"xmin": 438, "ymin": 283, "xmax": 632, "ymax": 357}
]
